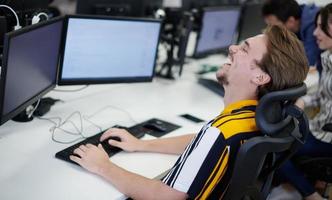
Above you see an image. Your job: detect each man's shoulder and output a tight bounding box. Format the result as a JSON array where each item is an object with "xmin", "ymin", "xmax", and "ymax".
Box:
[
  {"xmin": 301, "ymin": 4, "xmax": 320, "ymax": 13},
  {"xmin": 301, "ymin": 4, "xmax": 319, "ymax": 26},
  {"xmin": 210, "ymin": 111, "xmax": 258, "ymax": 140}
]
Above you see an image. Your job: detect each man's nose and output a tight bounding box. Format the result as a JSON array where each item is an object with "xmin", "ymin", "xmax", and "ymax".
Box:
[
  {"xmin": 228, "ymin": 45, "xmax": 238, "ymax": 56},
  {"xmin": 229, "ymin": 45, "xmax": 238, "ymax": 54}
]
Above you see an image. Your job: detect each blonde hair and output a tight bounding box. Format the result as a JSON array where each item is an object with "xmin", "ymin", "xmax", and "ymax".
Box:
[{"xmin": 257, "ymin": 25, "xmax": 309, "ymax": 98}]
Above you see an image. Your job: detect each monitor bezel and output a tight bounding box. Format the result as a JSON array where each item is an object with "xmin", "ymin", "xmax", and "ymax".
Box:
[
  {"xmin": 0, "ymin": 17, "xmax": 64, "ymax": 125},
  {"xmin": 193, "ymin": 6, "xmax": 241, "ymax": 58},
  {"xmin": 237, "ymin": 3, "xmax": 266, "ymax": 44},
  {"xmin": 57, "ymin": 14, "xmax": 162, "ymax": 86}
]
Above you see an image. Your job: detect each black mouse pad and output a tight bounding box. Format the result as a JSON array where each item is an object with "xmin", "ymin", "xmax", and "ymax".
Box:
[{"xmin": 130, "ymin": 118, "xmax": 181, "ymax": 138}]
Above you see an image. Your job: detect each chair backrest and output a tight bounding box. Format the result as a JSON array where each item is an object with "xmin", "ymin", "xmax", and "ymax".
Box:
[{"xmin": 223, "ymin": 83, "xmax": 310, "ymax": 200}]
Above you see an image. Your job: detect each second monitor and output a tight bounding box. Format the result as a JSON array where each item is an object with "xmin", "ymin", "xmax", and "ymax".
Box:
[
  {"xmin": 193, "ymin": 6, "xmax": 241, "ymax": 58},
  {"xmin": 0, "ymin": 17, "xmax": 63, "ymax": 125},
  {"xmin": 58, "ymin": 15, "xmax": 162, "ymax": 85}
]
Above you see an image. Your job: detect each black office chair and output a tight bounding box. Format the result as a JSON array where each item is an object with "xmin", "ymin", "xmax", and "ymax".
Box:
[{"xmin": 223, "ymin": 83, "xmax": 310, "ymax": 200}]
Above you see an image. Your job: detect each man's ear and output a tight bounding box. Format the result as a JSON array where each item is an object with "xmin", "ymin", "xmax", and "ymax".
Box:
[{"xmin": 252, "ymin": 72, "xmax": 271, "ymax": 86}]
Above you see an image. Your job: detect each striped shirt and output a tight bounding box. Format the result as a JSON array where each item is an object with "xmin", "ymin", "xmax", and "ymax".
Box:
[
  {"xmin": 162, "ymin": 100, "xmax": 261, "ymax": 200},
  {"xmin": 302, "ymin": 50, "xmax": 332, "ymax": 143}
]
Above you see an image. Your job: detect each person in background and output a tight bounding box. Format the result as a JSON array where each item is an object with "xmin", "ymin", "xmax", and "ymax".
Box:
[
  {"xmin": 262, "ymin": 0, "xmax": 322, "ymax": 74},
  {"xmin": 273, "ymin": 3, "xmax": 332, "ymax": 200}
]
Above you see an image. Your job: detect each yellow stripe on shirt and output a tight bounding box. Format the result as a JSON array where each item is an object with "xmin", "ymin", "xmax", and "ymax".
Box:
[
  {"xmin": 195, "ymin": 146, "xmax": 230, "ymax": 200},
  {"xmin": 218, "ymin": 116, "xmax": 258, "ymax": 140},
  {"xmin": 212, "ymin": 111, "xmax": 254, "ymax": 127}
]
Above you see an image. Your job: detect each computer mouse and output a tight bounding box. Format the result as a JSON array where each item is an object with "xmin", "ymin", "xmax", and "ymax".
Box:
[{"xmin": 143, "ymin": 122, "xmax": 167, "ymax": 132}]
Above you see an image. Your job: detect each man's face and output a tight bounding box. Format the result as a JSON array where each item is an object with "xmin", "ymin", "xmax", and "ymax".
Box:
[{"xmin": 216, "ymin": 35, "xmax": 268, "ymax": 89}]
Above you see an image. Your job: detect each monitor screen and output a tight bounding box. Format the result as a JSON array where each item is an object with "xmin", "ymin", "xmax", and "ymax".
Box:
[
  {"xmin": 237, "ymin": 3, "xmax": 266, "ymax": 43},
  {"xmin": 194, "ymin": 6, "xmax": 241, "ymax": 57},
  {"xmin": 76, "ymin": 0, "xmax": 146, "ymax": 17},
  {"xmin": 0, "ymin": 17, "xmax": 63, "ymax": 125},
  {"xmin": 58, "ymin": 15, "xmax": 161, "ymax": 85}
]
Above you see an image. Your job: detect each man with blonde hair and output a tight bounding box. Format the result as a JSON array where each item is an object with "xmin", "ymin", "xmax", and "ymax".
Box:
[{"xmin": 70, "ymin": 25, "xmax": 309, "ymax": 200}]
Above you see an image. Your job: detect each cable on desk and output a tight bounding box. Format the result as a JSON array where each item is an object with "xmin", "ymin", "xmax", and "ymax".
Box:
[
  {"xmin": 37, "ymin": 105, "xmax": 137, "ymax": 144},
  {"xmin": 53, "ymin": 85, "xmax": 89, "ymax": 92},
  {"xmin": 37, "ymin": 111, "xmax": 90, "ymax": 144},
  {"xmin": 83, "ymin": 105, "xmax": 138, "ymax": 124}
]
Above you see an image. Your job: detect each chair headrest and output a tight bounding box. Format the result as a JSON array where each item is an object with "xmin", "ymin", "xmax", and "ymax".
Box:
[{"xmin": 256, "ymin": 83, "xmax": 307, "ymax": 136}]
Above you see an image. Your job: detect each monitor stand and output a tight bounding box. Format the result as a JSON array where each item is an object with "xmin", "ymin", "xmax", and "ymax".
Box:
[
  {"xmin": 156, "ymin": 11, "xmax": 193, "ymax": 80},
  {"xmin": 12, "ymin": 97, "xmax": 61, "ymax": 122},
  {"xmin": 156, "ymin": 55, "xmax": 181, "ymax": 80},
  {"xmin": 12, "ymin": 106, "xmax": 35, "ymax": 122},
  {"xmin": 33, "ymin": 97, "xmax": 61, "ymax": 117}
]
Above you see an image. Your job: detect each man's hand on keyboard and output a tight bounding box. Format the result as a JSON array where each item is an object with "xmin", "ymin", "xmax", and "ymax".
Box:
[
  {"xmin": 70, "ymin": 144, "xmax": 111, "ymax": 175},
  {"xmin": 100, "ymin": 128, "xmax": 144, "ymax": 153}
]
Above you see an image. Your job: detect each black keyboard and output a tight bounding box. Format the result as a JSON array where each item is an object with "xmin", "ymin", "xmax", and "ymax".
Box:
[
  {"xmin": 198, "ymin": 78, "xmax": 224, "ymax": 97},
  {"xmin": 55, "ymin": 125, "xmax": 148, "ymax": 165}
]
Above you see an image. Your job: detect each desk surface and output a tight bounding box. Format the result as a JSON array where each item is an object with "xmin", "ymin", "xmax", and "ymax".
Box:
[
  {"xmin": 0, "ymin": 54, "xmax": 319, "ymax": 200},
  {"xmin": 0, "ymin": 57, "xmax": 224, "ymax": 200}
]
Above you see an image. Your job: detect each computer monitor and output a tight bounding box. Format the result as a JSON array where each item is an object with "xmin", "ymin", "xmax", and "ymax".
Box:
[
  {"xmin": 76, "ymin": 0, "xmax": 146, "ymax": 17},
  {"xmin": 193, "ymin": 6, "xmax": 241, "ymax": 58},
  {"xmin": 237, "ymin": 3, "xmax": 266, "ymax": 43},
  {"xmin": 0, "ymin": 17, "xmax": 64, "ymax": 125},
  {"xmin": 58, "ymin": 15, "xmax": 161, "ymax": 85}
]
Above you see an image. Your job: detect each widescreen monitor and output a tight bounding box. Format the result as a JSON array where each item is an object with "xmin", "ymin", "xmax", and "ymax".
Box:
[
  {"xmin": 0, "ymin": 17, "xmax": 64, "ymax": 125},
  {"xmin": 76, "ymin": 0, "xmax": 146, "ymax": 17},
  {"xmin": 58, "ymin": 15, "xmax": 161, "ymax": 85},
  {"xmin": 237, "ymin": 3, "xmax": 266, "ymax": 43},
  {"xmin": 194, "ymin": 6, "xmax": 241, "ymax": 57}
]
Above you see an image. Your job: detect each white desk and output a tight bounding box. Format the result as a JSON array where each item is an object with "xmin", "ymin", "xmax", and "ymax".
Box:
[
  {"xmin": 0, "ymin": 60, "xmax": 223, "ymax": 200},
  {"xmin": 0, "ymin": 54, "xmax": 319, "ymax": 200}
]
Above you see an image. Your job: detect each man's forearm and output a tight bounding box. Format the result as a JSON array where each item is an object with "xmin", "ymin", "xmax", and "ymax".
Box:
[
  {"xmin": 137, "ymin": 134, "xmax": 196, "ymax": 155},
  {"xmin": 98, "ymin": 162, "xmax": 187, "ymax": 200}
]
